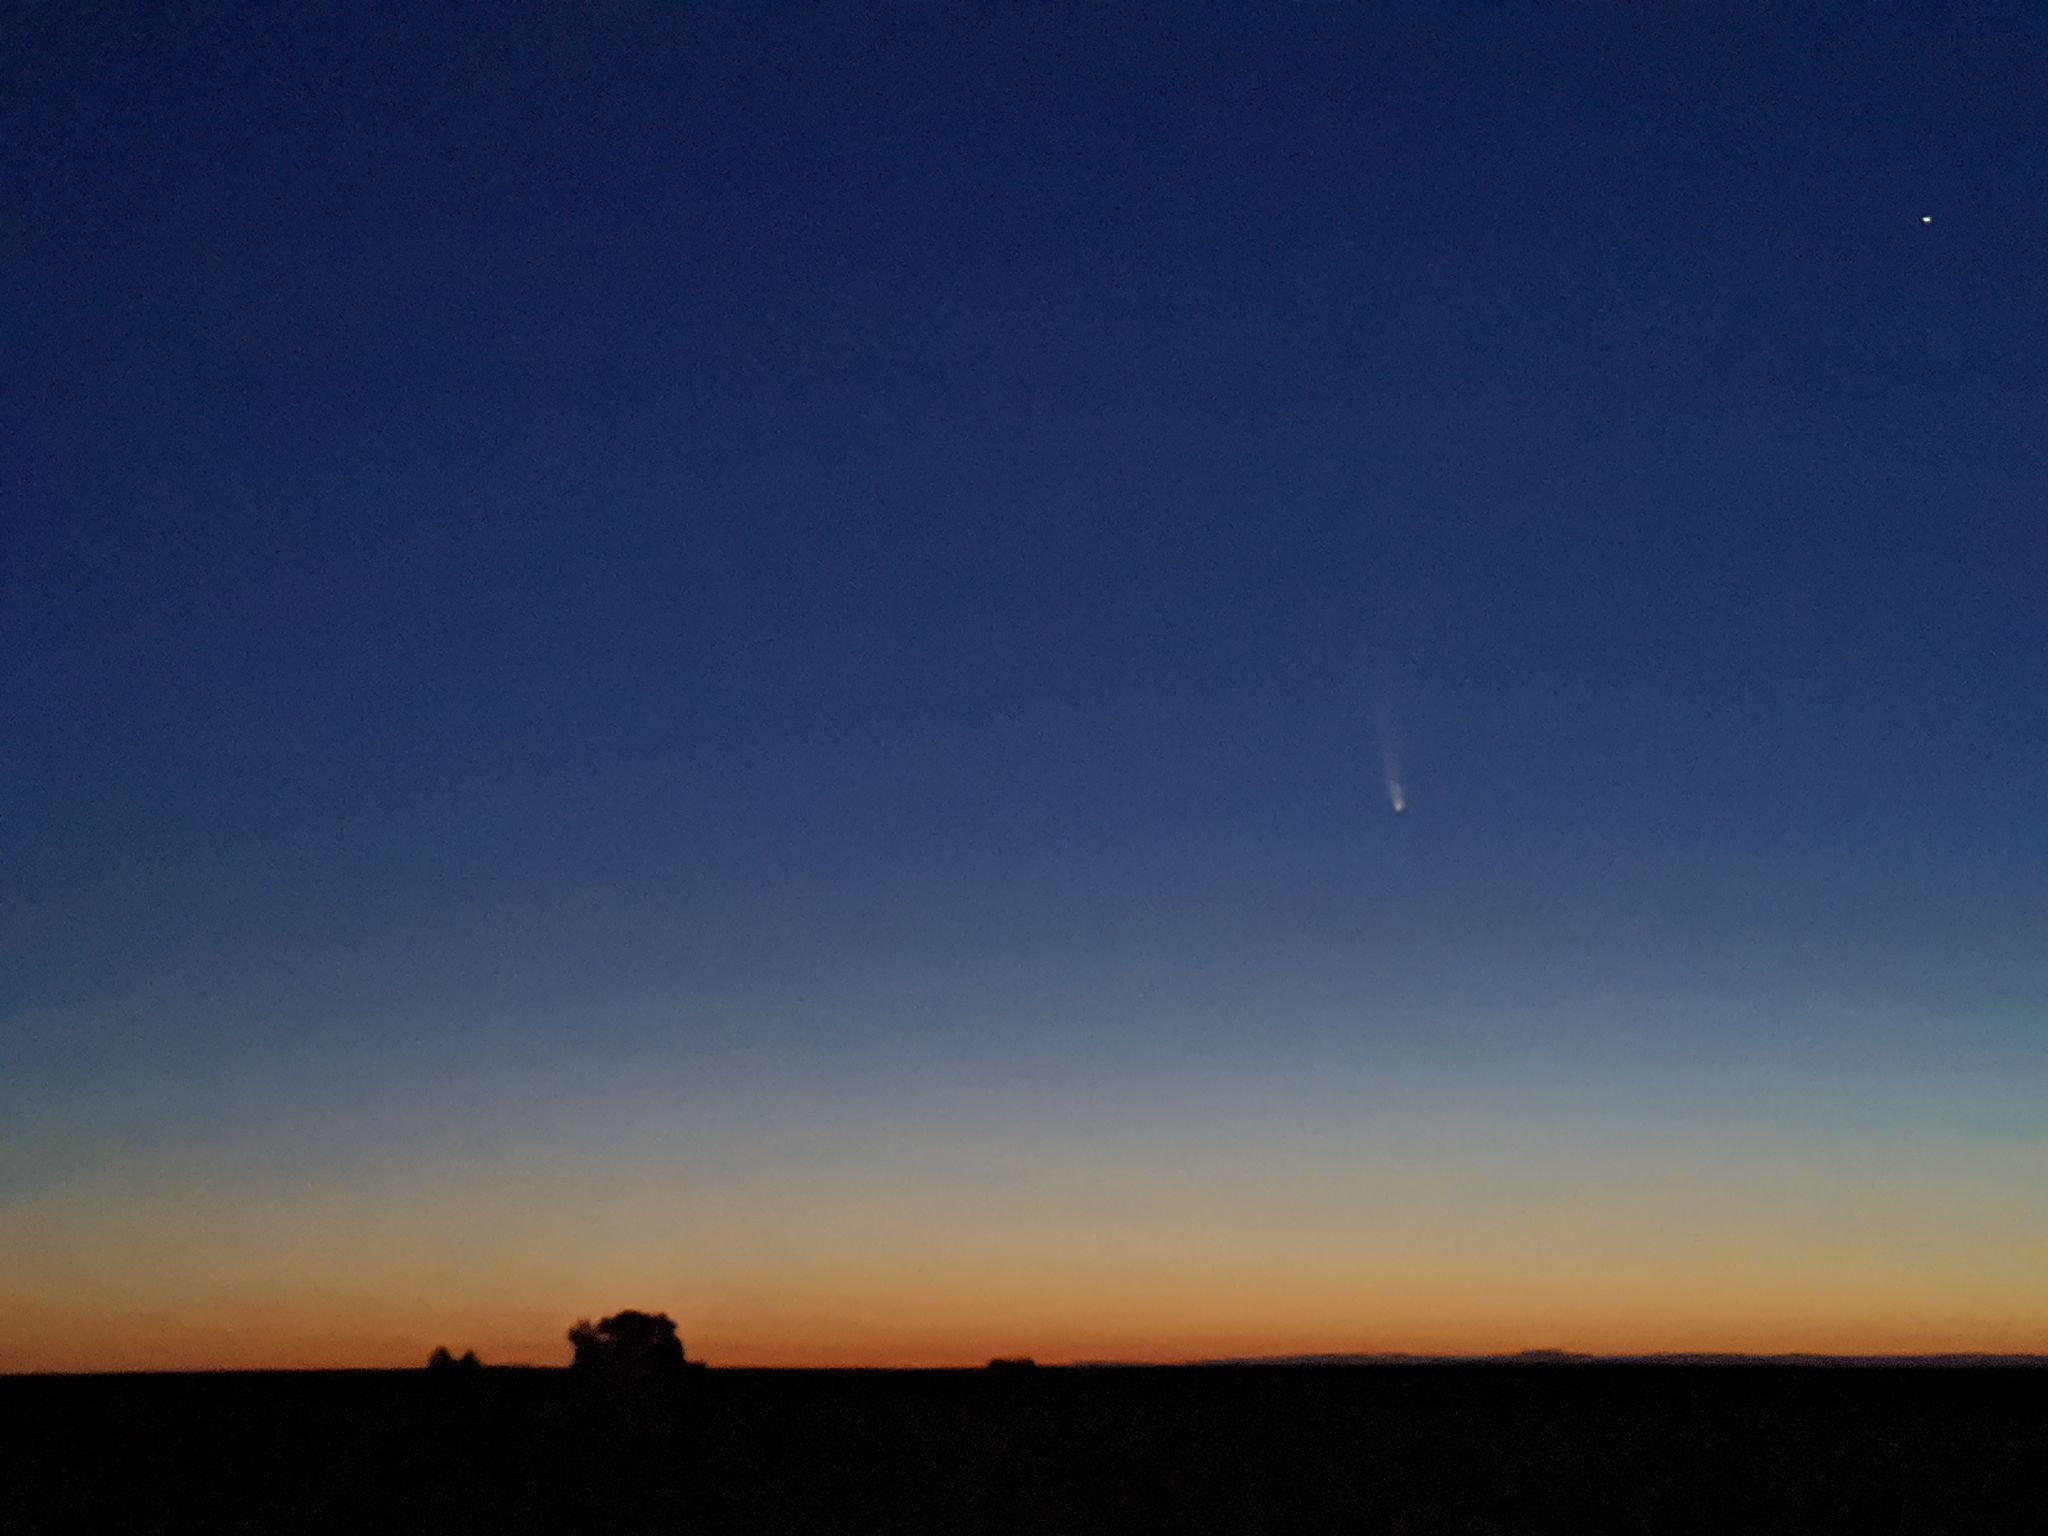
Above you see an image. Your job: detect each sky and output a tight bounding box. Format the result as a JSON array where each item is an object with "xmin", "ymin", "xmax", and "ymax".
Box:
[{"xmin": 4, "ymin": 2, "xmax": 2044, "ymax": 1370}]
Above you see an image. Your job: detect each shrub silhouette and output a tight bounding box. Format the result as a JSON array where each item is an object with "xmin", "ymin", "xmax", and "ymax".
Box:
[
  {"xmin": 567, "ymin": 1310, "xmax": 689, "ymax": 1380},
  {"xmin": 426, "ymin": 1346, "xmax": 482, "ymax": 1372}
]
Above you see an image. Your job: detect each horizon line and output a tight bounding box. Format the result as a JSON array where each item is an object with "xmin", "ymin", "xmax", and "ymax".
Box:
[{"xmin": 10, "ymin": 1350, "xmax": 2048, "ymax": 1379}]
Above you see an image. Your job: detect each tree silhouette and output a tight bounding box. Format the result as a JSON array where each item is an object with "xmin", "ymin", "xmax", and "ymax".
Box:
[
  {"xmin": 426, "ymin": 1345, "xmax": 481, "ymax": 1372},
  {"xmin": 567, "ymin": 1310, "xmax": 689, "ymax": 1380}
]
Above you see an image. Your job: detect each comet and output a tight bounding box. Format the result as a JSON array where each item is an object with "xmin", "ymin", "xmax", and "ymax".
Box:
[{"xmin": 1377, "ymin": 701, "xmax": 1406, "ymax": 814}]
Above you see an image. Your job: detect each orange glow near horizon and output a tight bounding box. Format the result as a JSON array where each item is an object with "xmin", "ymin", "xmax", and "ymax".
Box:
[
  {"xmin": 11, "ymin": 1310, "xmax": 2047, "ymax": 1375},
  {"xmin": 9, "ymin": 1060, "xmax": 2043, "ymax": 1373},
  {"xmin": 9, "ymin": 1239, "xmax": 2045, "ymax": 1372}
]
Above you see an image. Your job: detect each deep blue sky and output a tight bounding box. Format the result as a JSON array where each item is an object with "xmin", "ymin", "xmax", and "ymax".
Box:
[{"xmin": 5, "ymin": 3, "xmax": 2044, "ymax": 1365}]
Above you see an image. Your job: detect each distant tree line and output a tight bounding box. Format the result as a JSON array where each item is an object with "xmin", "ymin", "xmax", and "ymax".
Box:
[
  {"xmin": 424, "ymin": 1310, "xmax": 700, "ymax": 1380},
  {"xmin": 430, "ymin": 1317, "xmax": 1055, "ymax": 1379},
  {"xmin": 568, "ymin": 1309, "xmax": 699, "ymax": 1381}
]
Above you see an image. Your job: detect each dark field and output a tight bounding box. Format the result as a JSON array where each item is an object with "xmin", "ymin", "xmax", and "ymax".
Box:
[{"xmin": 8, "ymin": 1365, "xmax": 2044, "ymax": 1533}]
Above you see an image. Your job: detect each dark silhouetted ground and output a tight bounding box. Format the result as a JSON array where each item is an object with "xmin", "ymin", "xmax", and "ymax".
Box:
[{"xmin": 6, "ymin": 1364, "xmax": 2044, "ymax": 1532}]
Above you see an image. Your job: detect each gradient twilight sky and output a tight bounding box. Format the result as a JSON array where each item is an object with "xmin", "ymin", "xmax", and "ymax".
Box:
[{"xmin": 5, "ymin": 3, "xmax": 2045, "ymax": 1371}]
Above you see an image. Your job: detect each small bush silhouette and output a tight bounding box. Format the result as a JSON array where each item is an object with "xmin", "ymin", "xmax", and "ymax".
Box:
[
  {"xmin": 426, "ymin": 1346, "xmax": 482, "ymax": 1372},
  {"xmin": 567, "ymin": 1310, "xmax": 689, "ymax": 1381}
]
